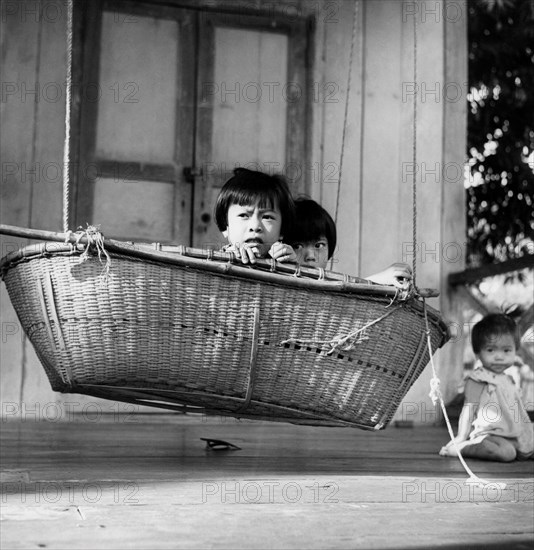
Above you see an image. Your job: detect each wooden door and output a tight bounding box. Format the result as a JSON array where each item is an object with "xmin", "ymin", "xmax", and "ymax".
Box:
[
  {"xmin": 74, "ymin": 2, "xmax": 309, "ymax": 246},
  {"xmin": 194, "ymin": 13, "xmax": 308, "ymax": 249},
  {"xmin": 75, "ymin": 1, "xmax": 195, "ymax": 243}
]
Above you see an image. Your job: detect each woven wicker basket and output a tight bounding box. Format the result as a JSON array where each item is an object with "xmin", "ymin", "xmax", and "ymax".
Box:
[{"xmin": 0, "ymin": 237, "xmax": 449, "ymax": 429}]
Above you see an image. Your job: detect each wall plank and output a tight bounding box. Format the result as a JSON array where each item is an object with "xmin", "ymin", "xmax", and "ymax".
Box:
[
  {"xmin": 31, "ymin": 0, "xmax": 67, "ymax": 231},
  {"xmin": 0, "ymin": 1, "xmax": 39, "ymax": 226},
  {"xmin": 0, "ymin": 1, "xmax": 41, "ymax": 409},
  {"xmin": 390, "ymin": 0, "xmax": 468, "ymax": 420},
  {"xmin": 0, "ymin": 237, "xmax": 26, "ymax": 411},
  {"xmin": 439, "ymin": 0, "xmax": 468, "ymax": 403},
  {"xmin": 320, "ymin": 0, "xmax": 364, "ymax": 275},
  {"xmin": 360, "ymin": 0, "xmax": 404, "ymax": 277},
  {"xmin": 315, "ymin": 0, "xmax": 468, "ymax": 422}
]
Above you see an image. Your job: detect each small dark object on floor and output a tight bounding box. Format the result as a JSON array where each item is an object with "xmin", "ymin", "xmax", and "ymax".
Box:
[
  {"xmin": 393, "ymin": 420, "xmax": 414, "ymax": 428},
  {"xmin": 200, "ymin": 438, "xmax": 242, "ymax": 451}
]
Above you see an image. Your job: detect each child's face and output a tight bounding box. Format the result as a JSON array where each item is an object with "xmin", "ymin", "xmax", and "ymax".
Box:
[
  {"xmin": 223, "ymin": 200, "xmax": 283, "ymax": 257},
  {"xmin": 293, "ymin": 237, "xmax": 329, "ymax": 269},
  {"xmin": 477, "ymin": 333, "xmax": 516, "ymax": 374}
]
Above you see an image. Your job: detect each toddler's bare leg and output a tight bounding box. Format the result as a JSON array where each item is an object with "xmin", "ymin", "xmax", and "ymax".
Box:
[{"xmin": 460, "ymin": 436, "xmax": 516, "ymax": 462}]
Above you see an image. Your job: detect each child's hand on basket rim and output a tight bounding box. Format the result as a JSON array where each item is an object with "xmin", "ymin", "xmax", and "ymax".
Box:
[
  {"xmin": 365, "ymin": 262, "xmax": 413, "ymax": 287},
  {"xmin": 225, "ymin": 241, "xmax": 263, "ymax": 264},
  {"xmin": 268, "ymin": 241, "xmax": 297, "ymax": 263},
  {"xmin": 224, "ymin": 241, "xmax": 297, "ymax": 265}
]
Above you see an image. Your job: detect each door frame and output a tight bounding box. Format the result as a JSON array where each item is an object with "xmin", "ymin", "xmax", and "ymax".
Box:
[{"xmin": 69, "ymin": 0, "xmax": 313, "ymax": 243}]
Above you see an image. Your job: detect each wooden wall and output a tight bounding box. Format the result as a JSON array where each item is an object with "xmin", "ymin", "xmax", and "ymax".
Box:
[
  {"xmin": 1, "ymin": 0, "xmax": 68, "ymax": 415},
  {"xmin": 0, "ymin": 0, "xmax": 467, "ymax": 422},
  {"xmin": 312, "ymin": 0, "xmax": 467, "ymax": 422}
]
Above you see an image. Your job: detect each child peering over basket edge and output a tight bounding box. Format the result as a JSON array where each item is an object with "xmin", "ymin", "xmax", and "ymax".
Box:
[
  {"xmin": 214, "ymin": 168, "xmax": 298, "ymax": 264},
  {"xmin": 286, "ymin": 197, "xmax": 413, "ymax": 285}
]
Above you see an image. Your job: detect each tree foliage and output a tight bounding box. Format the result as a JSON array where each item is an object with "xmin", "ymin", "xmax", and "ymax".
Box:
[{"xmin": 466, "ymin": 0, "xmax": 534, "ymax": 265}]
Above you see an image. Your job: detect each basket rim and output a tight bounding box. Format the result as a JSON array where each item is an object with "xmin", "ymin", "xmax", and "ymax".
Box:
[
  {"xmin": 1, "ymin": 238, "xmax": 404, "ymax": 291},
  {"xmin": 0, "ymin": 239, "xmax": 449, "ymax": 340}
]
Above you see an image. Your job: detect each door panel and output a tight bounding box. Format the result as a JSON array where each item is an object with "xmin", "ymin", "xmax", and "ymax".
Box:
[
  {"xmin": 96, "ymin": 12, "xmax": 179, "ymax": 163},
  {"xmin": 77, "ymin": 1, "xmax": 195, "ymax": 244},
  {"xmin": 211, "ymin": 27, "xmax": 288, "ymax": 166},
  {"xmin": 93, "ymin": 177, "xmax": 175, "ymax": 241},
  {"xmin": 194, "ymin": 13, "xmax": 308, "ymax": 249}
]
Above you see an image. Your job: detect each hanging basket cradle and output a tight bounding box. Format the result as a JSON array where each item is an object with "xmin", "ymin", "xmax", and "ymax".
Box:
[
  {"xmin": 0, "ymin": 225, "xmax": 449, "ymax": 430},
  {"xmin": 0, "ymin": 2, "xmax": 449, "ymax": 430}
]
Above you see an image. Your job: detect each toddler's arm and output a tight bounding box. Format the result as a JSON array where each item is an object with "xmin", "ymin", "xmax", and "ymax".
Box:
[
  {"xmin": 454, "ymin": 402, "xmax": 477, "ymax": 443},
  {"xmin": 440, "ymin": 379, "xmax": 484, "ymax": 455}
]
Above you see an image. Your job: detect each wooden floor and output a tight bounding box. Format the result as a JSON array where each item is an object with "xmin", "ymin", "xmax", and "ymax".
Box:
[{"xmin": 1, "ymin": 414, "xmax": 533, "ymax": 550}]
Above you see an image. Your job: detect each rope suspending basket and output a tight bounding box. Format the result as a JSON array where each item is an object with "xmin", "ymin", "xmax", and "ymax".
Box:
[{"xmin": 0, "ymin": 225, "xmax": 449, "ymax": 430}]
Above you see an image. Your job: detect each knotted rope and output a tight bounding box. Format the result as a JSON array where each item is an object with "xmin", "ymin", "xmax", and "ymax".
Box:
[
  {"xmin": 280, "ymin": 277, "xmax": 414, "ymax": 354},
  {"xmin": 282, "ymin": 306, "xmax": 402, "ymax": 355},
  {"xmin": 61, "ymin": 2, "xmax": 111, "ymax": 281},
  {"xmin": 71, "ymin": 225, "xmax": 111, "ymax": 282}
]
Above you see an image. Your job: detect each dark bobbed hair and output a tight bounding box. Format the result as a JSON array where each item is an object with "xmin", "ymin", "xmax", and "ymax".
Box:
[
  {"xmin": 286, "ymin": 198, "xmax": 337, "ymax": 259},
  {"xmin": 471, "ymin": 313, "xmax": 519, "ymax": 354},
  {"xmin": 214, "ymin": 168, "xmax": 295, "ymax": 237}
]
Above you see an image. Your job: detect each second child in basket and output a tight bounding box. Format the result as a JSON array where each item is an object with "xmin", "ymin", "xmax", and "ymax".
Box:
[{"xmin": 286, "ymin": 197, "xmax": 413, "ymax": 286}]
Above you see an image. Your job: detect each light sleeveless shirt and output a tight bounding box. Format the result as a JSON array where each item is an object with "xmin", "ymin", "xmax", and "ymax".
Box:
[{"xmin": 467, "ymin": 367, "xmax": 533, "ymax": 456}]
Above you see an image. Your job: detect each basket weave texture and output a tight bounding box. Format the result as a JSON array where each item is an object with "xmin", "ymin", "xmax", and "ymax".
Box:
[{"xmin": 2, "ymin": 243, "xmax": 449, "ymax": 429}]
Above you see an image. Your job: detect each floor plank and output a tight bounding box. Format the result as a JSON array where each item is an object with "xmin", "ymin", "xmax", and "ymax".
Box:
[{"xmin": 1, "ymin": 415, "xmax": 533, "ymax": 549}]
